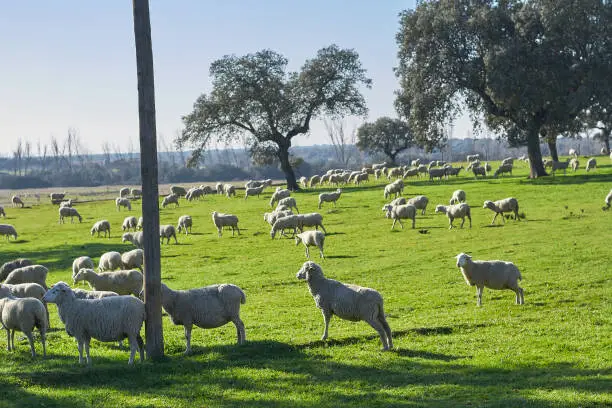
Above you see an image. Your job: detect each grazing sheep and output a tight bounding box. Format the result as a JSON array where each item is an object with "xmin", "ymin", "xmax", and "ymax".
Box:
[
  {"xmin": 122, "ymin": 216, "xmax": 138, "ymax": 231},
  {"xmin": 467, "ymin": 154, "xmax": 480, "ymax": 162},
  {"xmin": 403, "ymin": 168, "xmax": 420, "ymax": 179},
  {"xmin": 245, "ymin": 180, "xmax": 264, "ymax": 189},
  {"xmin": 318, "ymin": 189, "xmax": 343, "ymax": 209},
  {"xmin": 0, "ymin": 285, "xmax": 47, "ymax": 357},
  {"xmin": 407, "ymin": 195, "xmax": 429, "ymax": 215},
  {"xmin": 161, "ymin": 193, "xmax": 179, "ymax": 208},
  {"xmin": 309, "ymin": 175, "xmax": 321, "ymax": 188},
  {"xmin": 570, "ymin": 158, "xmax": 580, "ymax": 171},
  {"xmin": 98, "ymin": 251, "xmax": 122, "ymax": 272},
  {"xmin": 455, "ymin": 253, "xmax": 524, "ymax": 306},
  {"xmin": 43, "ymin": 282, "xmax": 145, "ymax": 365},
  {"xmin": 11, "ymin": 196, "xmax": 24, "ymax": 208},
  {"xmin": 446, "ymin": 166, "xmax": 464, "ymax": 177},
  {"xmin": 0, "ymin": 224, "xmax": 18, "ymax": 240},
  {"xmin": 185, "ymin": 188, "xmax": 203, "ymax": 201},
  {"xmin": 483, "ymin": 198, "xmax": 520, "ymax": 224},
  {"xmin": 472, "ymin": 165, "xmax": 487, "ymax": 178},
  {"xmin": 277, "ymin": 197, "xmax": 299, "ymax": 213},
  {"xmin": 382, "ymin": 204, "xmax": 416, "ymax": 230},
  {"xmin": 604, "ymin": 189, "xmax": 612, "ymax": 210},
  {"xmin": 354, "ymin": 172, "xmax": 369, "ymax": 185},
  {"xmin": 137, "ymin": 216, "xmax": 144, "ymax": 230},
  {"xmin": 494, "ymin": 164, "xmax": 513, "ymax": 177},
  {"xmin": 586, "ymin": 158, "xmax": 597, "ymax": 172},
  {"xmin": 122, "ymin": 231, "xmax": 144, "ymax": 249},
  {"xmin": 170, "ymin": 185, "xmax": 188, "ymax": 196},
  {"xmin": 115, "ymin": 197, "xmax": 132, "ymax": 211},
  {"xmin": 263, "ymin": 210, "xmax": 293, "ymax": 226},
  {"xmin": 72, "ymin": 256, "xmax": 95, "ymax": 281},
  {"xmin": 466, "ymin": 160, "xmax": 480, "ymax": 171},
  {"xmin": 224, "ymin": 184, "xmax": 236, "ymax": 198},
  {"xmin": 270, "ymin": 188, "xmax": 291, "ymax": 207},
  {"xmin": 0, "ymin": 205, "xmax": 5, "ymax": 217},
  {"xmin": 177, "ymin": 215, "xmax": 193, "ymax": 235},
  {"xmin": 0, "ymin": 259, "xmax": 33, "ymax": 281},
  {"xmin": 295, "ymin": 230, "xmax": 325, "ymax": 259},
  {"xmin": 270, "ymin": 215, "xmax": 300, "ymax": 239},
  {"xmin": 211, "ymin": 211, "xmax": 240, "ymax": 237},
  {"xmin": 160, "ymin": 225, "xmax": 178, "ymax": 244},
  {"xmin": 244, "ymin": 185, "xmax": 265, "ymax": 199},
  {"xmin": 296, "ymin": 261, "xmax": 392, "ymax": 350},
  {"xmin": 383, "ymin": 180, "xmax": 404, "ymax": 200},
  {"xmin": 551, "ymin": 160, "xmax": 570, "ymax": 176},
  {"xmin": 296, "ymin": 213, "xmax": 327, "ymax": 234},
  {"xmin": 130, "ymin": 188, "xmax": 142, "ymax": 198},
  {"xmin": 389, "ymin": 197, "xmax": 407, "ymax": 206},
  {"xmin": 4, "ymin": 265, "xmax": 48, "ymax": 290},
  {"xmin": 435, "ymin": 204, "xmax": 472, "ymax": 229},
  {"xmin": 59, "ymin": 206, "xmax": 82, "ymax": 223},
  {"xmin": 450, "ymin": 189, "xmax": 466, "ymax": 205},
  {"xmin": 59, "ymin": 199, "xmax": 74, "ymax": 208},
  {"xmin": 411, "ymin": 159, "xmax": 421, "ymax": 167},
  {"xmin": 74, "ymin": 269, "xmax": 143, "ymax": 297},
  {"xmin": 91, "ymin": 220, "xmax": 111, "ymax": 238},
  {"xmin": 119, "ymin": 187, "xmax": 130, "ymax": 198},
  {"xmin": 275, "ymin": 204, "xmax": 291, "ymax": 212},
  {"xmin": 121, "ymin": 249, "xmax": 144, "ymax": 271},
  {"xmin": 215, "ymin": 182, "xmax": 224, "ymax": 195},
  {"xmin": 501, "ymin": 157, "xmax": 514, "ymax": 167}
]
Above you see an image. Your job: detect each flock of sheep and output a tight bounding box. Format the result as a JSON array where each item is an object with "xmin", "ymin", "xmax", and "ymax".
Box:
[{"xmin": 0, "ymin": 152, "xmax": 610, "ymax": 363}]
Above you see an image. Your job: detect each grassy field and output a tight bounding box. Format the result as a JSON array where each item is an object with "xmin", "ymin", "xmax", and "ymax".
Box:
[{"xmin": 0, "ymin": 159, "xmax": 610, "ymax": 408}]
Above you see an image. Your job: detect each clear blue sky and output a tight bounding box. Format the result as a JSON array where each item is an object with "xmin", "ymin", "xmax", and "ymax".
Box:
[{"xmin": 1, "ymin": 1, "xmax": 469, "ymax": 156}]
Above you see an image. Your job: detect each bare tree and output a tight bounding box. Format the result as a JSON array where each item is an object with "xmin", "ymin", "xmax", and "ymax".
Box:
[
  {"xmin": 36, "ymin": 139, "xmax": 48, "ymax": 174},
  {"xmin": 324, "ymin": 118, "xmax": 357, "ymax": 168},
  {"xmin": 101, "ymin": 142, "xmax": 112, "ymax": 166},
  {"xmin": 12, "ymin": 139, "xmax": 23, "ymax": 176},
  {"xmin": 23, "ymin": 140, "xmax": 32, "ymax": 175}
]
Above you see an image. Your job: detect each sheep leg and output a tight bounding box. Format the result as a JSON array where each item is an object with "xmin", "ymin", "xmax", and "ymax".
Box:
[
  {"xmin": 379, "ymin": 314, "xmax": 393, "ymax": 350},
  {"xmin": 77, "ymin": 340, "xmax": 85, "ymax": 364},
  {"xmin": 321, "ymin": 310, "xmax": 331, "ymax": 341},
  {"xmin": 365, "ymin": 317, "xmax": 390, "ymax": 351},
  {"xmin": 84, "ymin": 338, "xmax": 92, "ymax": 365},
  {"xmin": 411, "ymin": 217, "xmax": 415, "ymax": 229},
  {"xmin": 304, "ymin": 245, "xmax": 310, "ymax": 259},
  {"xmin": 127, "ymin": 335, "xmax": 138, "ymax": 365},
  {"xmin": 515, "ymin": 287, "xmax": 525, "ymax": 305},
  {"xmin": 5, "ymin": 328, "xmax": 11, "ymax": 351},
  {"xmin": 233, "ymin": 318, "xmax": 246, "ymax": 344},
  {"xmin": 26, "ymin": 332, "xmax": 36, "ymax": 357},
  {"xmin": 173, "ymin": 234, "xmax": 178, "ymax": 244},
  {"xmin": 476, "ymin": 286, "xmax": 484, "ymax": 306},
  {"xmin": 491, "ymin": 213, "xmax": 498, "ymax": 225},
  {"xmin": 184, "ymin": 324, "xmax": 193, "ymax": 354},
  {"xmin": 137, "ymin": 334, "xmax": 145, "ymax": 362},
  {"xmin": 319, "ymin": 245, "xmax": 324, "ymax": 259}
]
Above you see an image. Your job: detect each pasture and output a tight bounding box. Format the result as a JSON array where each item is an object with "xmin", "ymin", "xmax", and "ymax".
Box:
[{"xmin": 0, "ymin": 159, "xmax": 610, "ymax": 408}]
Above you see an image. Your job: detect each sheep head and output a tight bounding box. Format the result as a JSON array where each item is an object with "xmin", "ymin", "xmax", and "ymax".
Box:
[
  {"xmin": 455, "ymin": 253, "xmax": 472, "ymax": 268},
  {"xmin": 435, "ymin": 205, "xmax": 447, "ymax": 214},
  {"xmin": 483, "ymin": 201, "xmax": 495, "ymax": 211},
  {"xmin": 0, "ymin": 284, "xmax": 12, "ymax": 299},
  {"xmin": 294, "ymin": 234, "xmax": 303, "ymax": 246},
  {"xmin": 74, "ymin": 268, "xmax": 93, "ymax": 285},
  {"xmin": 296, "ymin": 261, "xmax": 322, "ymax": 281},
  {"xmin": 43, "ymin": 281, "xmax": 74, "ymax": 303},
  {"xmin": 122, "ymin": 233, "xmax": 133, "ymax": 243}
]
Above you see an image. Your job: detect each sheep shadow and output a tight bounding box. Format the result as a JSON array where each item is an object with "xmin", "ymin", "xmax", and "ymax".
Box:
[
  {"xmin": 323, "ymin": 232, "xmax": 345, "ymax": 236},
  {"xmin": 324, "ymin": 255, "xmax": 357, "ymax": 259}
]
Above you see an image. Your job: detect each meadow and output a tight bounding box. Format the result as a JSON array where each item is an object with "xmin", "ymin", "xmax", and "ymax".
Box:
[{"xmin": 0, "ymin": 159, "xmax": 610, "ymax": 408}]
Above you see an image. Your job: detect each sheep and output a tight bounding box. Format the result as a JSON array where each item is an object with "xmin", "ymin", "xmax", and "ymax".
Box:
[
  {"xmin": 49, "ymin": 192, "xmax": 66, "ymax": 203},
  {"xmin": 43, "ymin": 282, "xmax": 145, "ymax": 365},
  {"xmin": 501, "ymin": 157, "xmax": 514, "ymax": 167},
  {"xmin": 119, "ymin": 187, "xmax": 130, "ymax": 198},
  {"xmin": 0, "ymin": 285, "xmax": 47, "ymax": 357},
  {"xmin": 211, "ymin": 211, "xmax": 240, "ymax": 237},
  {"xmin": 97, "ymin": 251, "xmax": 122, "ymax": 272},
  {"xmin": 0, "ymin": 205, "xmax": 5, "ymax": 217},
  {"xmin": 130, "ymin": 188, "xmax": 142, "ymax": 198},
  {"xmin": 263, "ymin": 210, "xmax": 293, "ymax": 226},
  {"xmin": 0, "ymin": 224, "xmax": 18, "ymax": 240},
  {"xmin": 601, "ymin": 147, "xmax": 609, "ymax": 155},
  {"xmin": 428, "ymin": 167, "xmax": 447, "ymax": 181},
  {"xmin": 4, "ymin": 265, "xmax": 48, "ymax": 290},
  {"xmin": 569, "ymin": 148, "xmax": 577, "ymax": 157},
  {"xmin": 72, "ymin": 288, "xmax": 119, "ymax": 299},
  {"xmin": 2, "ymin": 282, "xmax": 49, "ymax": 327},
  {"xmin": 59, "ymin": 199, "xmax": 74, "ymax": 208},
  {"xmin": 586, "ymin": 158, "xmax": 597, "ymax": 172},
  {"xmin": 177, "ymin": 215, "xmax": 193, "ymax": 235},
  {"xmin": 122, "ymin": 231, "xmax": 144, "ymax": 249},
  {"xmin": 72, "ymin": 256, "xmax": 95, "ymax": 281},
  {"xmin": 245, "ymin": 180, "xmax": 264, "ymax": 189},
  {"xmin": 244, "ymin": 185, "xmax": 265, "ymax": 199},
  {"xmin": 11, "ymin": 195, "xmax": 24, "ymax": 208},
  {"xmin": 389, "ymin": 197, "xmax": 407, "ymax": 206},
  {"xmin": 484, "ymin": 162, "xmax": 492, "ymax": 172},
  {"xmin": 387, "ymin": 167, "xmax": 403, "ymax": 179},
  {"xmin": 161, "ymin": 193, "xmax": 179, "ymax": 208},
  {"xmin": 277, "ymin": 197, "xmax": 299, "ymax": 213},
  {"xmin": 318, "ymin": 189, "xmax": 343, "ymax": 209},
  {"xmin": 407, "ymin": 195, "xmax": 429, "ymax": 215},
  {"xmin": 446, "ymin": 166, "xmax": 464, "ymax": 177},
  {"xmin": 467, "ymin": 154, "xmax": 480, "ymax": 162},
  {"xmin": 115, "ymin": 197, "xmax": 132, "ymax": 211},
  {"xmin": 159, "ymin": 225, "xmax": 178, "ymax": 244},
  {"xmin": 383, "ymin": 180, "xmax": 403, "ymax": 199},
  {"xmin": 295, "ymin": 230, "xmax": 325, "ymax": 259},
  {"xmin": 215, "ymin": 182, "xmax": 224, "ymax": 195},
  {"xmin": 570, "ymin": 158, "xmax": 580, "ymax": 171},
  {"xmin": 91, "ymin": 220, "xmax": 111, "ymax": 238},
  {"xmin": 483, "ymin": 198, "xmax": 520, "ymax": 224},
  {"xmin": 296, "ymin": 213, "xmax": 327, "ymax": 234},
  {"xmin": 354, "ymin": 172, "xmax": 369, "ymax": 185},
  {"xmin": 450, "ymin": 189, "xmax": 467, "ymax": 205},
  {"xmin": 270, "ymin": 215, "xmax": 300, "ymax": 239},
  {"xmin": 224, "ymin": 184, "xmax": 236, "ymax": 198},
  {"xmin": 309, "ymin": 175, "xmax": 321, "ymax": 188},
  {"xmin": 604, "ymin": 189, "xmax": 612, "ymax": 211},
  {"xmin": 382, "ymin": 204, "xmax": 416, "ymax": 230},
  {"xmin": 74, "ymin": 268, "xmax": 143, "ymax": 297},
  {"xmin": 494, "ymin": 163, "xmax": 513, "ymax": 177},
  {"xmin": 137, "ymin": 216, "xmax": 144, "ymax": 230},
  {"xmin": 472, "ymin": 165, "xmax": 487, "ymax": 178},
  {"xmin": 296, "ymin": 261, "xmax": 392, "ymax": 350},
  {"xmin": 403, "ymin": 168, "xmax": 420, "ymax": 179},
  {"xmin": 270, "ymin": 188, "xmax": 291, "ymax": 207},
  {"xmin": 185, "ymin": 188, "xmax": 203, "ymax": 201},
  {"xmin": 121, "ymin": 249, "xmax": 144, "ymax": 271},
  {"xmin": 122, "ymin": 216, "xmax": 138, "ymax": 231},
  {"xmin": 59, "ymin": 206, "xmax": 82, "ymax": 223},
  {"xmin": 0, "ymin": 259, "xmax": 33, "ymax": 281},
  {"xmin": 435, "ymin": 204, "xmax": 472, "ymax": 229},
  {"xmin": 551, "ymin": 160, "xmax": 570, "ymax": 176},
  {"xmin": 455, "ymin": 253, "xmax": 524, "ymax": 306},
  {"xmin": 170, "ymin": 185, "xmax": 188, "ymax": 196},
  {"xmin": 411, "ymin": 159, "xmax": 421, "ymax": 167}
]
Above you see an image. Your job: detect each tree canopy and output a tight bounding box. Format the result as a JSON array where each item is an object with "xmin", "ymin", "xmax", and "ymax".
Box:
[
  {"xmin": 396, "ymin": 0, "xmax": 612, "ymax": 178},
  {"xmin": 356, "ymin": 117, "xmax": 415, "ymax": 165},
  {"xmin": 178, "ymin": 45, "xmax": 371, "ymax": 189}
]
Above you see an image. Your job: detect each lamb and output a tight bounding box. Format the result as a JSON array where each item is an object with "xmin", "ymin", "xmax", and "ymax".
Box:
[
  {"xmin": 0, "ymin": 205, "xmax": 5, "ymax": 217},
  {"xmin": 72, "ymin": 256, "xmax": 95, "ymax": 281},
  {"xmin": 74, "ymin": 268, "xmax": 143, "ymax": 297},
  {"xmin": 295, "ymin": 230, "xmax": 325, "ymax": 259},
  {"xmin": 161, "ymin": 193, "xmax": 179, "ymax": 208},
  {"xmin": 455, "ymin": 253, "xmax": 524, "ymax": 306},
  {"xmin": 224, "ymin": 184, "xmax": 236, "ymax": 198},
  {"xmin": 407, "ymin": 195, "xmax": 429, "ymax": 215},
  {"xmin": 483, "ymin": 198, "xmax": 520, "ymax": 224},
  {"xmin": 119, "ymin": 187, "xmax": 130, "ymax": 198},
  {"xmin": 98, "ymin": 251, "xmax": 122, "ymax": 271},
  {"xmin": 122, "ymin": 216, "xmax": 138, "ymax": 231},
  {"xmin": 122, "ymin": 231, "xmax": 144, "ymax": 249},
  {"xmin": 177, "ymin": 215, "xmax": 193, "ymax": 235},
  {"xmin": 0, "ymin": 258, "xmax": 33, "ymax": 281},
  {"xmin": 121, "ymin": 249, "xmax": 144, "ymax": 270},
  {"xmin": 296, "ymin": 261, "xmax": 392, "ymax": 350},
  {"xmin": 472, "ymin": 165, "xmax": 486, "ymax": 178},
  {"xmin": 115, "ymin": 197, "xmax": 132, "ymax": 211},
  {"xmin": 296, "ymin": 213, "xmax": 327, "ymax": 234},
  {"xmin": 0, "ymin": 224, "xmax": 18, "ymax": 240},
  {"xmin": 277, "ymin": 197, "xmax": 299, "ymax": 213},
  {"xmin": 211, "ymin": 211, "xmax": 240, "ymax": 237},
  {"xmin": 43, "ymin": 282, "xmax": 145, "ymax": 365},
  {"xmin": 450, "ymin": 189, "xmax": 466, "ymax": 205},
  {"xmin": 382, "ymin": 204, "xmax": 416, "ymax": 230},
  {"xmin": 494, "ymin": 164, "xmax": 513, "ymax": 177},
  {"xmin": 270, "ymin": 215, "xmax": 300, "ymax": 238},
  {"xmin": 4, "ymin": 265, "xmax": 48, "ymax": 290},
  {"xmin": 155, "ymin": 282, "xmax": 246, "ymax": 354},
  {"xmin": 270, "ymin": 188, "xmax": 291, "ymax": 207},
  {"xmin": 551, "ymin": 160, "xmax": 570, "ymax": 176},
  {"xmin": 11, "ymin": 195, "xmax": 24, "ymax": 208},
  {"xmin": 318, "ymin": 189, "xmax": 343, "ymax": 209},
  {"xmin": 586, "ymin": 158, "xmax": 597, "ymax": 172},
  {"xmin": 130, "ymin": 188, "xmax": 142, "ymax": 198},
  {"xmin": 570, "ymin": 158, "xmax": 580, "ymax": 171},
  {"xmin": 309, "ymin": 175, "xmax": 321, "ymax": 188},
  {"xmin": 170, "ymin": 185, "xmax": 188, "ymax": 196},
  {"xmin": 59, "ymin": 206, "xmax": 82, "ymax": 223},
  {"xmin": 160, "ymin": 225, "xmax": 178, "ymax": 244},
  {"xmin": 91, "ymin": 220, "xmax": 111, "ymax": 238},
  {"xmin": 0, "ymin": 285, "xmax": 47, "ymax": 357},
  {"xmin": 263, "ymin": 210, "xmax": 293, "ymax": 226},
  {"xmin": 244, "ymin": 185, "xmax": 265, "ymax": 199},
  {"xmin": 435, "ymin": 204, "xmax": 472, "ymax": 229},
  {"xmin": 604, "ymin": 189, "xmax": 612, "ymax": 210}
]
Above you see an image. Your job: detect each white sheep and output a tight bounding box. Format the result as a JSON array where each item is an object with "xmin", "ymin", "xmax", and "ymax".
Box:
[
  {"xmin": 97, "ymin": 251, "xmax": 122, "ymax": 272},
  {"xmin": 450, "ymin": 189, "xmax": 466, "ymax": 205},
  {"xmin": 270, "ymin": 215, "xmax": 300, "ymax": 239},
  {"xmin": 0, "ymin": 258, "xmax": 33, "ymax": 281},
  {"xmin": 170, "ymin": 185, "xmax": 188, "ymax": 196},
  {"xmin": 49, "ymin": 192, "xmax": 66, "ymax": 203},
  {"xmin": 0, "ymin": 224, "xmax": 18, "ymax": 240},
  {"xmin": 137, "ymin": 216, "xmax": 144, "ymax": 230},
  {"xmin": 309, "ymin": 175, "xmax": 321, "ymax": 187},
  {"xmin": 263, "ymin": 210, "xmax": 293, "ymax": 226},
  {"xmin": 72, "ymin": 288, "xmax": 119, "ymax": 299},
  {"xmin": 160, "ymin": 225, "xmax": 178, "ymax": 244},
  {"xmin": 296, "ymin": 261, "xmax": 393, "ymax": 350},
  {"xmin": 383, "ymin": 180, "xmax": 403, "ymax": 199},
  {"xmin": 91, "ymin": 220, "xmax": 111, "ymax": 238},
  {"xmin": 130, "ymin": 188, "xmax": 142, "ymax": 198},
  {"xmin": 122, "ymin": 216, "xmax": 138, "ymax": 231},
  {"xmin": 224, "ymin": 184, "xmax": 236, "ymax": 198},
  {"xmin": 435, "ymin": 204, "xmax": 472, "ymax": 229},
  {"xmin": 455, "ymin": 253, "xmax": 524, "ymax": 306},
  {"xmin": 389, "ymin": 197, "xmax": 407, "ymax": 206},
  {"xmin": 122, "ymin": 231, "xmax": 144, "ymax": 249},
  {"xmin": 483, "ymin": 198, "xmax": 520, "ymax": 224},
  {"xmin": 428, "ymin": 167, "xmax": 447, "ymax": 181},
  {"xmin": 295, "ymin": 230, "xmax": 325, "ymax": 259},
  {"xmin": 472, "ymin": 165, "xmax": 486, "ymax": 178},
  {"xmin": 0, "ymin": 285, "xmax": 47, "ymax": 357},
  {"xmin": 570, "ymin": 158, "xmax": 580, "ymax": 171},
  {"xmin": 115, "ymin": 197, "xmax": 132, "ymax": 211},
  {"xmin": 569, "ymin": 148, "xmax": 577, "ymax": 157},
  {"xmin": 407, "ymin": 195, "xmax": 429, "ymax": 215},
  {"xmin": 211, "ymin": 211, "xmax": 240, "ymax": 237},
  {"xmin": 121, "ymin": 249, "xmax": 144, "ymax": 270},
  {"xmin": 551, "ymin": 160, "xmax": 570, "ymax": 176},
  {"xmin": 277, "ymin": 197, "xmax": 299, "ymax": 213},
  {"xmin": 58, "ymin": 206, "xmax": 82, "ymax": 224},
  {"xmin": 119, "ymin": 187, "xmax": 130, "ymax": 198},
  {"xmin": 604, "ymin": 189, "xmax": 612, "ymax": 211},
  {"xmin": 43, "ymin": 282, "xmax": 145, "ymax": 365},
  {"xmin": 11, "ymin": 195, "xmax": 24, "ymax": 208},
  {"xmin": 74, "ymin": 268, "xmax": 143, "ymax": 297},
  {"xmin": 4, "ymin": 265, "xmax": 48, "ymax": 290},
  {"xmin": 382, "ymin": 204, "xmax": 416, "ymax": 230},
  {"xmin": 0, "ymin": 205, "xmax": 5, "ymax": 217},
  {"xmin": 177, "ymin": 215, "xmax": 193, "ymax": 235},
  {"xmin": 155, "ymin": 283, "xmax": 246, "ymax": 354},
  {"xmin": 59, "ymin": 199, "xmax": 74, "ymax": 208},
  {"xmin": 318, "ymin": 189, "xmax": 343, "ymax": 209},
  {"xmin": 586, "ymin": 158, "xmax": 597, "ymax": 172},
  {"xmin": 72, "ymin": 256, "xmax": 95, "ymax": 281},
  {"xmin": 244, "ymin": 185, "xmax": 265, "ymax": 199},
  {"xmin": 270, "ymin": 188, "xmax": 291, "ymax": 207},
  {"xmin": 161, "ymin": 193, "xmax": 179, "ymax": 208},
  {"xmin": 215, "ymin": 182, "xmax": 224, "ymax": 195},
  {"xmin": 296, "ymin": 213, "xmax": 327, "ymax": 234}
]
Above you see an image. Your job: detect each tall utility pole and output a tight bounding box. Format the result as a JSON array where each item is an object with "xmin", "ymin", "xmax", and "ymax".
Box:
[{"xmin": 132, "ymin": 0, "xmax": 164, "ymax": 360}]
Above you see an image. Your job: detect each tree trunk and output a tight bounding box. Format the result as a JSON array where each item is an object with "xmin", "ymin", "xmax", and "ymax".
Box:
[
  {"xmin": 527, "ymin": 128, "xmax": 548, "ymax": 178},
  {"xmin": 386, "ymin": 151, "xmax": 398, "ymax": 166},
  {"xmin": 547, "ymin": 138, "xmax": 559, "ymax": 162},
  {"xmin": 278, "ymin": 143, "xmax": 299, "ymax": 191},
  {"xmin": 604, "ymin": 130, "xmax": 611, "ymax": 154}
]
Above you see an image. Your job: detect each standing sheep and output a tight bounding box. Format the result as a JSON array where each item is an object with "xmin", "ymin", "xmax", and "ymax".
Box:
[
  {"xmin": 586, "ymin": 158, "xmax": 597, "ymax": 172},
  {"xmin": 244, "ymin": 185, "xmax": 265, "ymax": 199},
  {"xmin": 170, "ymin": 185, "xmax": 188, "ymax": 196},
  {"xmin": 295, "ymin": 230, "xmax": 325, "ymax": 259},
  {"xmin": 277, "ymin": 197, "xmax": 300, "ymax": 213},
  {"xmin": 122, "ymin": 231, "xmax": 144, "ymax": 249},
  {"xmin": 483, "ymin": 198, "xmax": 520, "ymax": 224},
  {"xmin": 318, "ymin": 189, "xmax": 343, "ymax": 209},
  {"xmin": 115, "ymin": 197, "xmax": 132, "ymax": 211},
  {"xmin": 72, "ymin": 256, "xmax": 95, "ymax": 281},
  {"xmin": 382, "ymin": 204, "xmax": 416, "ymax": 230},
  {"xmin": 0, "ymin": 224, "xmax": 18, "ymax": 240},
  {"xmin": 270, "ymin": 215, "xmax": 301, "ymax": 239},
  {"xmin": 270, "ymin": 188, "xmax": 291, "ymax": 207},
  {"xmin": 604, "ymin": 189, "xmax": 612, "ymax": 211},
  {"xmin": 0, "ymin": 205, "xmax": 5, "ymax": 217},
  {"xmin": 160, "ymin": 225, "xmax": 178, "ymax": 244},
  {"xmin": 0, "ymin": 258, "xmax": 33, "ymax": 281},
  {"xmin": 91, "ymin": 220, "xmax": 111, "ymax": 238},
  {"xmin": 74, "ymin": 269, "xmax": 143, "ymax": 297},
  {"xmin": 435, "ymin": 204, "xmax": 472, "ymax": 229},
  {"xmin": 98, "ymin": 251, "xmax": 122, "ymax": 272},
  {"xmin": 4, "ymin": 265, "xmax": 48, "ymax": 290},
  {"xmin": 119, "ymin": 187, "xmax": 130, "ymax": 198},
  {"xmin": 224, "ymin": 184, "xmax": 236, "ymax": 198},
  {"xmin": 59, "ymin": 207, "xmax": 82, "ymax": 223},
  {"xmin": 122, "ymin": 216, "xmax": 138, "ymax": 231},
  {"xmin": 570, "ymin": 158, "xmax": 580, "ymax": 172},
  {"xmin": 130, "ymin": 188, "xmax": 142, "ymax": 198},
  {"xmin": 137, "ymin": 216, "xmax": 144, "ymax": 230},
  {"xmin": 121, "ymin": 249, "xmax": 144, "ymax": 270},
  {"xmin": 211, "ymin": 211, "xmax": 240, "ymax": 237},
  {"xmin": 296, "ymin": 213, "xmax": 327, "ymax": 234},
  {"xmin": 11, "ymin": 196, "xmax": 24, "ymax": 208},
  {"xmin": 296, "ymin": 261, "xmax": 393, "ymax": 350},
  {"xmin": 450, "ymin": 189, "xmax": 467, "ymax": 205},
  {"xmin": 177, "ymin": 215, "xmax": 193, "ymax": 235},
  {"xmin": 309, "ymin": 175, "xmax": 321, "ymax": 187},
  {"xmin": 455, "ymin": 253, "xmax": 524, "ymax": 306},
  {"xmin": 0, "ymin": 285, "xmax": 47, "ymax": 357},
  {"xmin": 407, "ymin": 195, "xmax": 429, "ymax": 215}
]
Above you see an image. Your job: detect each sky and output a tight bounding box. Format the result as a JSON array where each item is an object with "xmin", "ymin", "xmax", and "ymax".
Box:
[{"xmin": 0, "ymin": 1, "xmax": 470, "ymax": 157}]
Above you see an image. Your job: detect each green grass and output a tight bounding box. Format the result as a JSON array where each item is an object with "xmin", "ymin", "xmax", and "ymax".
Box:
[{"xmin": 0, "ymin": 159, "xmax": 610, "ymax": 407}]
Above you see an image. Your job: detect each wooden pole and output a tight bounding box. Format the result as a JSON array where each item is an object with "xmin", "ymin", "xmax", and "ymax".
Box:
[{"xmin": 132, "ymin": 0, "xmax": 164, "ymax": 360}]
